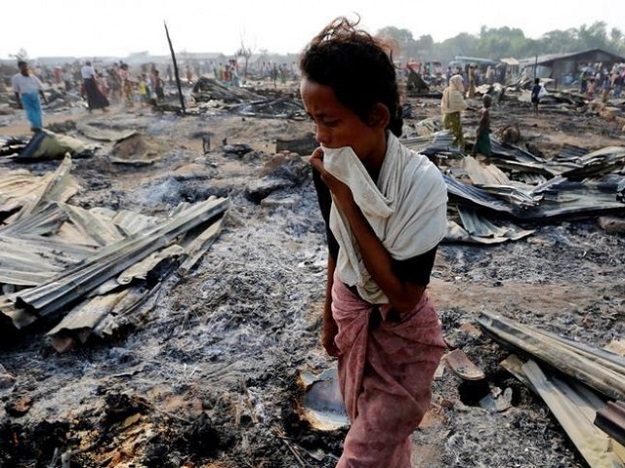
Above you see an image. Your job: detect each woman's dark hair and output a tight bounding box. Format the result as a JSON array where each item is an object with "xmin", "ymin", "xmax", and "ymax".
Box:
[{"xmin": 299, "ymin": 17, "xmax": 403, "ymax": 137}]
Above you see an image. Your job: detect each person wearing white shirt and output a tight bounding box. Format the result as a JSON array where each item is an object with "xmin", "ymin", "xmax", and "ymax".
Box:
[
  {"xmin": 81, "ymin": 60, "xmax": 109, "ymax": 112},
  {"xmin": 12, "ymin": 61, "xmax": 47, "ymax": 132}
]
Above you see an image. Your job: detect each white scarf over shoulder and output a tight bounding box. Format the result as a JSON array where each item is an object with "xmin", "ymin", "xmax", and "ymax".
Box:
[
  {"xmin": 323, "ymin": 133, "xmax": 448, "ymax": 304},
  {"xmin": 441, "ymin": 74, "xmax": 468, "ymax": 114}
]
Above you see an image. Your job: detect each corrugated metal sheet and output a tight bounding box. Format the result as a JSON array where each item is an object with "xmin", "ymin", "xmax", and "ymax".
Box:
[
  {"xmin": 448, "ymin": 173, "xmax": 625, "ymax": 221},
  {"xmin": 478, "ymin": 312, "xmax": 625, "ymax": 401},
  {"xmin": 111, "ymin": 210, "xmax": 159, "ymax": 236},
  {"xmin": 463, "ymin": 156, "xmax": 512, "ymax": 186},
  {"xmin": 595, "ymin": 401, "xmax": 625, "ymax": 447},
  {"xmin": 457, "ymin": 207, "xmax": 534, "ymax": 243},
  {"xmin": 118, "ymin": 245, "xmax": 185, "ymax": 285},
  {"xmin": 61, "ymin": 203, "xmax": 125, "ymax": 246},
  {"xmin": 0, "ymin": 167, "xmax": 80, "ymax": 219},
  {"xmin": 444, "ymin": 175, "xmax": 515, "ymax": 215},
  {"xmin": 403, "ymin": 131, "xmax": 465, "ymax": 158},
  {"xmin": 556, "ymin": 144, "xmax": 590, "ymax": 162},
  {"xmin": 0, "ymin": 203, "xmax": 67, "ymax": 236},
  {"xmin": 490, "ymin": 138, "xmax": 546, "ymax": 164},
  {"xmin": 12, "ymin": 197, "xmax": 229, "ymax": 321},
  {"xmin": 523, "ymin": 360, "xmax": 623, "ymax": 467},
  {"xmin": 12, "ymin": 156, "xmax": 81, "ymax": 222},
  {"xmin": 47, "ymin": 288, "xmax": 131, "ymax": 338}
]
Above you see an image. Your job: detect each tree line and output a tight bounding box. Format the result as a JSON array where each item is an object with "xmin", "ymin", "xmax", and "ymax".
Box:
[{"xmin": 378, "ymin": 21, "xmax": 625, "ymax": 63}]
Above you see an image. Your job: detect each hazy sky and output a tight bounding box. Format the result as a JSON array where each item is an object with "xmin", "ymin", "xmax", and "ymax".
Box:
[{"xmin": 2, "ymin": 0, "xmax": 624, "ymax": 59}]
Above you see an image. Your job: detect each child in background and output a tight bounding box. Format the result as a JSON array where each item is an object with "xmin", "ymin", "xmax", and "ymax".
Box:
[
  {"xmin": 137, "ymin": 75, "xmax": 150, "ymax": 107},
  {"xmin": 601, "ymin": 77, "xmax": 612, "ymax": 103},
  {"xmin": 472, "ymin": 94, "xmax": 492, "ymax": 157},
  {"xmin": 96, "ymin": 72, "xmax": 109, "ymax": 98},
  {"xmin": 586, "ymin": 78, "xmax": 596, "ymax": 100}
]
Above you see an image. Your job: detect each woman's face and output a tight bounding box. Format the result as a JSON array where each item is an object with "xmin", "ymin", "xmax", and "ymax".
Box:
[{"xmin": 300, "ymin": 78, "xmax": 382, "ymax": 161}]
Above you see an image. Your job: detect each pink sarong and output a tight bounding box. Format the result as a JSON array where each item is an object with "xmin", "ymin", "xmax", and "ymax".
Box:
[{"xmin": 332, "ymin": 276, "xmax": 446, "ymax": 467}]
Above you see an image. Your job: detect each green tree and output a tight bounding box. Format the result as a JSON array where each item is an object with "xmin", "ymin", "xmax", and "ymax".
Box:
[
  {"xmin": 609, "ymin": 28, "xmax": 625, "ymax": 54},
  {"xmin": 540, "ymin": 29, "xmax": 577, "ymax": 53},
  {"xmin": 434, "ymin": 32, "xmax": 478, "ymax": 62},
  {"xmin": 377, "ymin": 26, "xmax": 414, "ymax": 44},
  {"xmin": 377, "ymin": 26, "xmax": 416, "ymax": 60},
  {"xmin": 475, "ymin": 26, "xmax": 526, "ymax": 58},
  {"xmin": 415, "ymin": 34, "xmax": 434, "ymax": 59},
  {"xmin": 377, "ymin": 22, "xmax": 625, "ymax": 65},
  {"xmin": 575, "ymin": 22, "xmax": 608, "ymax": 50}
]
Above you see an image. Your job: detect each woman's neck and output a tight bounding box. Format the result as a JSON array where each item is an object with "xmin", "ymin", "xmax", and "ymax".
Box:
[{"xmin": 363, "ymin": 132, "xmax": 389, "ymax": 183}]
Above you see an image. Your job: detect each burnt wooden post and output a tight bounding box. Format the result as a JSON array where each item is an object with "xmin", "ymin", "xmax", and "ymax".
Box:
[{"xmin": 164, "ymin": 21, "xmax": 186, "ymax": 114}]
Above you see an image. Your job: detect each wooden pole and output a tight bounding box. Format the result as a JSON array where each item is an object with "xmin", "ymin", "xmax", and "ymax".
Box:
[
  {"xmin": 164, "ymin": 21, "xmax": 185, "ymax": 114},
  {"xmin": 534, "ymin": 55, "xmax": 538, "ymax": 80}
]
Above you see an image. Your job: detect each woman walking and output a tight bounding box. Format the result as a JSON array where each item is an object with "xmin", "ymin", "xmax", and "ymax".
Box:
[{"xmin": 300, "ymin": 17, "xmax": 448, "ymax": 467}]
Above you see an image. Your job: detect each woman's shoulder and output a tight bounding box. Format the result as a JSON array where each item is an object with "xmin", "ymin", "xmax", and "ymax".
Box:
[{"xmin": 401, "ymin": 146, "xmax": 445, "ymax": 189}]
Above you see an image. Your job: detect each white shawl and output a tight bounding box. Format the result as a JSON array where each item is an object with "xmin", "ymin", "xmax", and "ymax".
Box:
[
  {"xmin": 441, "ymin": 74, "xmax": 468, "ymax": 114},
  {"xmin": 323, "ymin": 133, "xmax": 447, "ymax": 304}
]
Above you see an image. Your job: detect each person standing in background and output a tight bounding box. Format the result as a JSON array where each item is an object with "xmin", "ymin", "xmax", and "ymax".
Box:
[
  {"xmin": 601, "ymin": 76, "xmax": 612, "ymax": 103},
  {"xmin": 12, "ymin": 60, "xmax": 48, "ymax": 132},
  {"xmin": 586, "ymin": 78, "xmax": 597, "ymax": 100},
  {"xmin": 81, "ymin": 61, "xmax": 109, "ymax": 112},
  {"xmin": 531, "ymin": 78, "xmax": 543, "ymax": 116},
  {"xmin": 119, "ymin": 63, "xmax": 134, "ymax": 107},
  {"xmin": 441, "ymin": 75, "xmax": 469, "ymax": 149},
  {"xmin": 472, "ymin": 95, "xmax": 493, "ymax": 156},
  {"xmin": 613, "ymin": 70, "xmax": 623, "ymax": 99},
  {"xmin": 467, "ymin": 65, "xmax": 476, "ymax": 98}
]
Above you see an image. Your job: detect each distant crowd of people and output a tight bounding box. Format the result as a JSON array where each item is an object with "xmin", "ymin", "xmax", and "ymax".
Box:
[
  {"xmin": 405, "ymin": 61, "xmax": 507, "ymax": 89},
  {"xmin": 9, "ymin": 57, "xmax": 303, "ymax": 132},
  {"xmin": 579, "ymin": 65, "xmax": 625, "ymax": 101},
  {"xmin": 11, "ymin": 53, "xmax": 625, "ymax": 139}
]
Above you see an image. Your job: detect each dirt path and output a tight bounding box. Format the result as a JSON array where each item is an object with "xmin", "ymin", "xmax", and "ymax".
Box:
[{"xmin": 430, "ymin": 278, "xmax": 619, "ymax": 314}]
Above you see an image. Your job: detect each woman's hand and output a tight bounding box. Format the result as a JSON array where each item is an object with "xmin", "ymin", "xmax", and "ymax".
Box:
[
  {"xmin": 321, "ymin": 318, "xmax": 339, "ymax": 358},
  {"xmin": 309, "ymin": 147, "xmax": 354, "ymax": 206}
]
